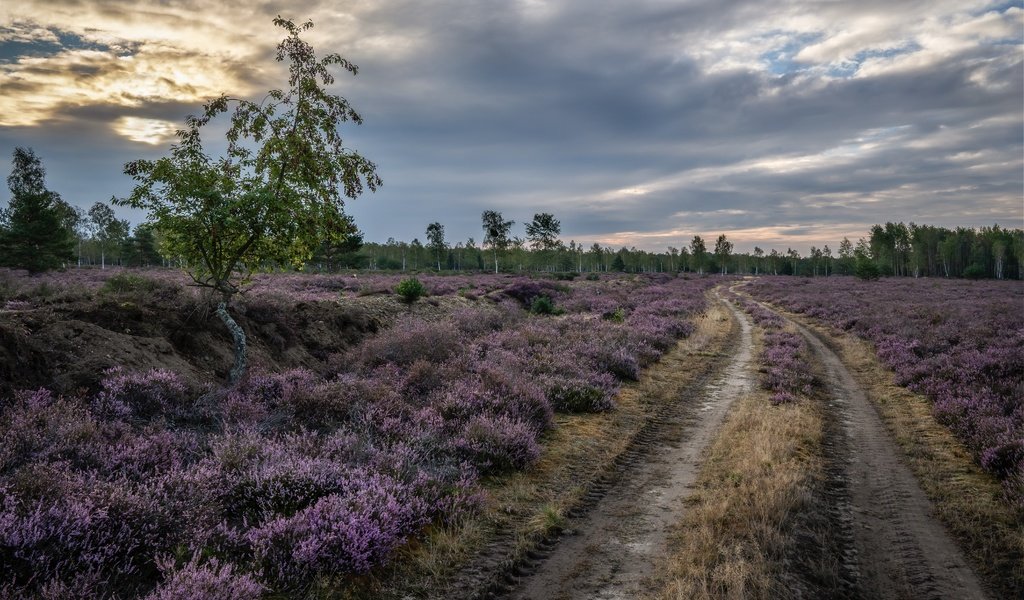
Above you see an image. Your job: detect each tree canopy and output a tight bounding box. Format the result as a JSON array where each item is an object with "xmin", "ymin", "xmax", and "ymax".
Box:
[
  {"xmin": 482, "ymin": 210, "xmax": 514, "ymax": 273},
  {"xmin": 525, "ymin": 212, "xmax": 562, "ymax": 251},
  {"xmin": 426, "ymin": 222, "xmax": 446, "ymax": 270},
  {"xmin": 115, "ymin": 17, "xmax": 381, "ymax": 383},
  {"xmin": 116, "ymin": 17, "xmax": 380, "ymax": 299},
  {"xmin": 714, "ymin": 234, "xmax": 733, "ymax": 274},
  {"xmin": 0, "ymin": 148, "xmax": 76, "ymax": 273}
]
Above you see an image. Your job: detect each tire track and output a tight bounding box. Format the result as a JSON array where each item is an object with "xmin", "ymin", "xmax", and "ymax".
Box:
[
  {"xmin": 779, "ymin": 310, "xmax": 990, "ymax": 600},
  {"xmin": 502, "ymin": 291, "xmax": 754, "ymax": 600}
]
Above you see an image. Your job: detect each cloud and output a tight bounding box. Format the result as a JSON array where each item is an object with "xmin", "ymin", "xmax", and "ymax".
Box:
[
  {"xmin": 0, "ymin": 0, "xmax": 1021, "ymax": 253},
  {"xmin": 111, "ymin": 116, "xmax": 178, "ymax": 144}
]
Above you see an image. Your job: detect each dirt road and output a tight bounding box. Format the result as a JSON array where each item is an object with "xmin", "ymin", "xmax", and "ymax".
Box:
[
  {"xmin": 502, "ymin": 289, "xmax": 988, "ymax": 600},
  {"xmin": 789, "ymin": 316, "xmax": 989, "ymax": 600},
  {"xmin": 506, "ymin": 293, "xmax": 754, "ymax": 600}
]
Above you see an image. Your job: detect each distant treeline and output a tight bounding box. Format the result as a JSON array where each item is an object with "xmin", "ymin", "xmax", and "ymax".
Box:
[
  {"xmin": 328, "ymin": 222, "xmax": 1023, "ymax": 280},
  {"xmin": 1, "ymin": 161, "xmax": 1020, "ymax": 280},
  {"xmin": 2, "ymin": 147, "xmax": 1020, "ymax": 280}
]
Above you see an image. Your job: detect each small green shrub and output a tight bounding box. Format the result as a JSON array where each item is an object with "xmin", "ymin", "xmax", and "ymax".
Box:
[
  {"xmin": 396, "ymin": 277, "xmax": 426, "ymax": 303},
  {"xmin": 585, "ymin": 273, "xmax": 600, "ymax": 281},
  {"xmin": 854, "ymin": 259, "xmax": 880, "ymax": 280},
  {"xmin": 963, "ymin": 264, "xmax": 986, "ymax": 279},
  {"xmin": 547, "ymin": 383, "xmax": 612, "ymax": 413},
  {"xmin": 605, "ymin": 307, "xmax": 626, "ymax": 323},
  {"xmin": 529, "ymin": 295, "xmax": 560, "ymax": 315},
  {"xmin": 30, "ymin": 281, "xmax": 57, "ymax": 298},
  {"xmin": 101, "ymin": 273, "xmax": 158, "ymax": 294}
]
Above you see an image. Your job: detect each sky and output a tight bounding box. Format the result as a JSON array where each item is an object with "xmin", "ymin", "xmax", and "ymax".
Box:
[{"xmin": 1, "ymin": 0, "xmax": 1022, "ymax": 253}]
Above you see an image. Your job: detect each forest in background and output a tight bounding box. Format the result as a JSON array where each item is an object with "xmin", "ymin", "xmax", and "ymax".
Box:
[{"xmin": 3, "ymin": 182, "xmax": 1021, "ymax": 281}]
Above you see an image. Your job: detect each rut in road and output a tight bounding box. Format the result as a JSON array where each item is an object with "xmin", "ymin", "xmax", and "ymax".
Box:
[
  {"xmin": 505, "ymin": 293, "xmax": 754, "ymax": 600},
  {"xmin": 780, "ymin": 308, "xmax": 990, "ymax": 600}
]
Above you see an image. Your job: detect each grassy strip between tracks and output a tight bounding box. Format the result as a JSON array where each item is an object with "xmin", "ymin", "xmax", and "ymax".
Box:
[
  {"xmin": 789, "ymin": 314, "xmax": 1024, "ymax": 599},
  {"xmin": 326, "ymin": 298, "xmax": 736, "ymax": 599},
  {"xmin": 648, "ymin": 321, "xmax": 844, "ymax": 600}
]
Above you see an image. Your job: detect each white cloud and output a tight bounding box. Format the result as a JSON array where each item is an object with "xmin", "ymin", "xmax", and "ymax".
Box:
[{"xmin": 112, "ymin": 116, "xmax": 178, "ymax": 144}]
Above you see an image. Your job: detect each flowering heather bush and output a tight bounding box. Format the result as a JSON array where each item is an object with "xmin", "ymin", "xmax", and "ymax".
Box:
[
  {"xmin": 496, "ymin": 279, "xmax": 564, "ymax": 306},
  {"xmin": 436, "ymin": 367, "xmax": 552, "ymax": 434},
  {"xmin": 346, "ymin": 316, "xmax": 463, "ymax": 370},
  {"xmin": 728, "ymin": 291, "xmax": 815, "ymax": 405},
  {"xmin": 92, "ymin": 367, "xmax": 193, "ymax": 422},
  {"xmin": 542, "ymin": 372, "xmax": 618, "ymax": 413},
  {"xmin": 0, "ymin": 273, "xmax": 711, "ymax": 597},
  {"xmin": 450, "ymin": 302, "xmax": 521, "ymax": 337},
  {"xmin": 0, "ymin": 389, "xmax": 101, "ymax": 473},
  {"xmin": 760, "ymin": 331, "xmax": 815, "ymax": 404},
  {"xmin": 248, "ymin": 472, "xmax": 424, "ymax": 584},
  {"xmin": 745, "ymin": 276, "xmax": 1024, "ymax": 503},
  {"xmin": 0, "ymin": 472, "xmax": 194, "ymax": 594},
  {"xmin": 453, "ymin": 414, "xmax": 541, "ymax": 474},
  {"xmin": 145, "ymin": 557, "xmax": 264, "ymax": 600}
]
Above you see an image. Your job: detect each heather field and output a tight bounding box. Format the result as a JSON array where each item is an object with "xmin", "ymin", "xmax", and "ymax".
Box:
[
  {"xmin": 2, "ymin": 270, "xmax": 1020, "ymax": 598},
  {"xmin": 0, "ymin": 269, "xmax": 713, "ymax": 598},
  {"xmin": 745, "ymin": 276, "xmax": 1024, "ymax": 505}
]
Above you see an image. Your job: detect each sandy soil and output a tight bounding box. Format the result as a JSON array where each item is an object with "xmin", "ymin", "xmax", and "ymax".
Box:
[
  {"xmin": 501, "ymin": 289, "xmax": 988, "ymax": 600},
  {"xmin": 505, "ymin": 291, "xmax": 754, "ymax": 600},
  {"xmin": 789, "ymin": 316, "xmax": 990, "ymax": 600}
]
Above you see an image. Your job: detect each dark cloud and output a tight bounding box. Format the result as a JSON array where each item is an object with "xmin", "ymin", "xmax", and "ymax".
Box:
[{"xmin": 1, "ymin": 0, "xmax": 1021, "ymax": 252}]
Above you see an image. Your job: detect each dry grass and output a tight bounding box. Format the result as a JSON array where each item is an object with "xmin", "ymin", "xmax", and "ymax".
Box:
[
  {"xmin": 336, "ymin": 298, "xmax": 737, "ymax": 599},
  {"xmin": 796, "ymin": 318, "xmax": 1024, "ymax": 598},
  {"xmin": 649, "ymin": 325, "xmax": 837, "ymax": 600}
]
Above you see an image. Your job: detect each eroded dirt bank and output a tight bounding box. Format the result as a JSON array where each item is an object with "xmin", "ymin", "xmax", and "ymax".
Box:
[{"xmin": 502, "ymin": 292, "xmax": 753, "ymax": 600}]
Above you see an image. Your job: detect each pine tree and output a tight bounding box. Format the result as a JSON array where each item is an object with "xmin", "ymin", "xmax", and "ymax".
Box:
[{"xmin": 0, "ymin": 148, "xmax": 75, "ymax": 273}]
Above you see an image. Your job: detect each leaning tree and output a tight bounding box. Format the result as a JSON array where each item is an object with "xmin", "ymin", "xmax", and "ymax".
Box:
[{"xmin": 116, "ymin": 17, "xmax": 381, "ymax": 384}]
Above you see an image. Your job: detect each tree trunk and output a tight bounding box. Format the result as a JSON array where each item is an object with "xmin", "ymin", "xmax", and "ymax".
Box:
[{"xmin": 216, "ymin": 300, "xmax": 247, "ymax": 385}]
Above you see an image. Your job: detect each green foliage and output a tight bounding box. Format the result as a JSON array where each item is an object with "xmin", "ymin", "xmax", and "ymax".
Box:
[
  {"xmin": 88, "ymin": 201, "xmax": 129, "ymax": 267},
  {"xmin": 0, "ymin": 148, "xmax": 75, "ymax": 273},
  {"xmin": 376, "ymin": 256, "xmax": 403, "ymax": 270},
  {"xmin": 690, "ymin": 235, "xmax": 707, "ymax": 273},
  {"xmin": 529, "ymin": 295, "xmax": 561, "ymax": 315},
  {"xmin": 115, "ymin": 17, "xmax": 380, "ymax": 298},
  {"xmin": 396, "ymin": 277, "xmax": 426, "ymax": 303},
  {"xmin": 854, "ymin": 257, "xmax": 880, "ymax": 280},
  {"xmin": 548, "ymin": 384, "xmax": 608, "ymax": 413},
  {"xmin": 426, "ymin": 222, "xmax": 446, "ymax": 270},
  {"xmin": 525, "ymin": 212, "xmax": 562, "ymax": 251},
  {"xmin": 963, "ymin": 264, "xmax": 986, "ymax": 279},
  {"xmin": 481, "ymin": 210, "xmax": 514, "ymax": 273},
  {"xmin": 606, "ymin": 307, "xmax": 626, "ymax": 323},
  {"xmin": 101, "ymin": 273, "xmax": 158, "ymax": 294},
  {"xmin": 714, "ymin": 233, "xmax": 733, "ymax": 274},
  {"xmin": 312, "ymin": 225, "xmax": 365, "ymax": 270},
  {"xmin": 585, "ymin": 273, "xmax": 600, "ymax": 281},
  {"xmin": 114, "ymin": 17, "xmax": 380, "ymax": 384},
  {"xmin": 611, "ymin": 254, "xmax": 626, "ymax": 272},
  {"xmin": 121, "ymin": 223, "xmax": 163, "ymax": 267}
]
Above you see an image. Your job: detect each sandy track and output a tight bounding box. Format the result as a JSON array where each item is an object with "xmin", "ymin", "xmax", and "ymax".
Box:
[
  {"xmin": 786, "ymin": 313, "xmax": 990, "ymax": 600},
  {"xmin": 505, "ymin": 293, "xmax": 754, "ymax": 600},
  {"xmin": 500, "ymin": 290, "xmax": 987, "ymax": 600}
]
